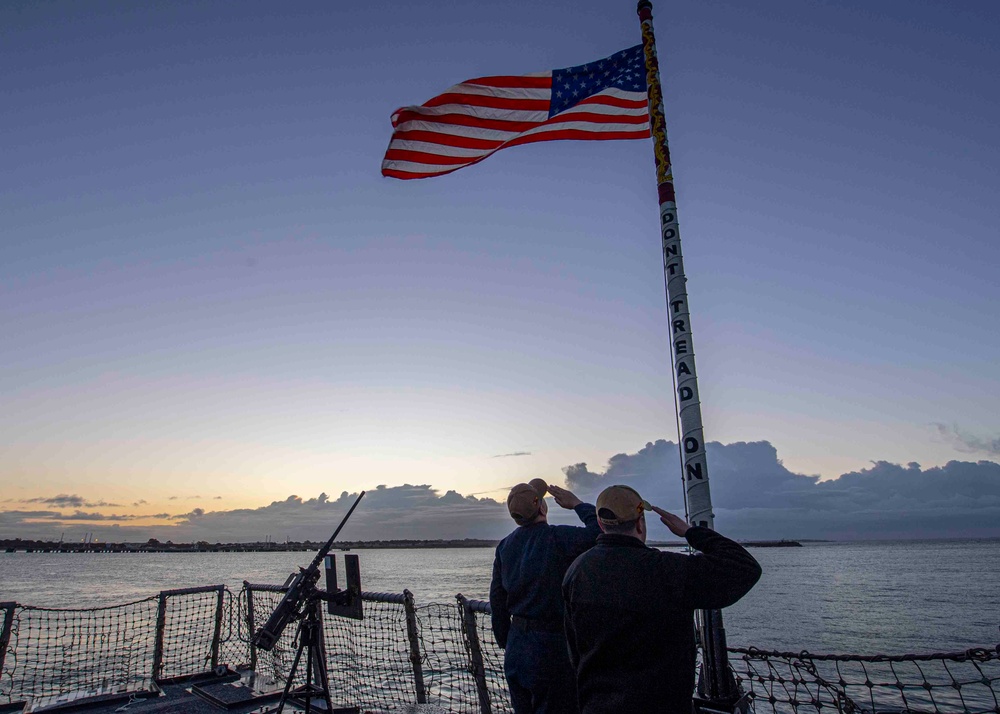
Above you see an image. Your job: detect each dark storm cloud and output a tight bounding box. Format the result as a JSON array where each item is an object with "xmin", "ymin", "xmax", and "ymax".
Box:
[
  {"xmin": 492, "ymin": 452, "xmax": 532, "ymax": 458},
  {"xmin": 935, "ymin": 424, "xmax": 1000, "ymax": 456},
  {"xmin": 564, "ymin": 440, "xmax": 1000, "ymax": 540}
]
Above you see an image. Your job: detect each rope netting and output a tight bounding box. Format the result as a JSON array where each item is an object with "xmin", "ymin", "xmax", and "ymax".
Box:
[
  {"xmin": 218, "ymin": 587, "xmax": 252, "ymax": 671},
  {"xmin": 0, "ymin": 597, "xmax": 157, "ymax": 706},
  {"xmin": 465, "ymin": 599, "xmax": 513, "ymax": 713},
  {"xmin": 414, "ymin": 602, "xmax": 481, "ymax": 713},
  {"xmin": 730, "ymin": 646, "xmax": 1000, "ymax": 714},
  {"xmin": 153, "ymin": 586, "xmax": 225, "ymax": 681},
  {"xmin": 242, "ymin": 584, "xmax": 301, "ymax": 689},
  {"xmin": 321, "ymin": 593, "xmax": 414, "ymax": 711},
  {"xmin": 2, "ymin": 583, "xmax": 998, "ymax": 714}
]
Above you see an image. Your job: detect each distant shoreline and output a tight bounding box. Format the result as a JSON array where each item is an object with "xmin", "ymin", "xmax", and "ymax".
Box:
[
  {"xmin": 2, "ymin": 536, "xmax": 807, "ymax": 553},
  {"xmin": 0, "ymin": 538, "xmax": 500, "ymax": 553}
]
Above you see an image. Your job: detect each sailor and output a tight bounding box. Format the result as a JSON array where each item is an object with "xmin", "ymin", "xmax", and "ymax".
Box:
[
  {"xmin": 490, "ymin": 479, "xmax": 601, "ymax": 714},
  {"xmin": 561, "ymin": 484, "xmax": 762, "ymax": 714}
]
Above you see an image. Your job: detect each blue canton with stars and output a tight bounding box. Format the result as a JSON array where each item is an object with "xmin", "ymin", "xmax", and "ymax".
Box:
[{"xmin": 549, "ymin": 45, "xmax": 646, "ymax": 118}]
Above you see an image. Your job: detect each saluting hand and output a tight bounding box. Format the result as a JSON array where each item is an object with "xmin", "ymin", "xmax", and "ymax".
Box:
[
  {"xmin": 547, "ymin": 484, "xmax": 582, "ymax": 510},
  {"xmin": 648, "ymin": 505, "xmax": 690, "ymax": 538}
]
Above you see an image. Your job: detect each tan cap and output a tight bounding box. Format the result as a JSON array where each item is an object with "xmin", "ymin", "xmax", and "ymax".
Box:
[
  {"xmin": 596, "ymin": 485, "xmax": 648, "ymax": 526},
  {"xmin": 507, "ymin": 482, "xmax": 543, "ymax": 525}
]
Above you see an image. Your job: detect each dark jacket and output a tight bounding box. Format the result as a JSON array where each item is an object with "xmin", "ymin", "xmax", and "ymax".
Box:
[
  {"xmin": 562, "ymin": 527, "xmax": 762, "ymax": 714},
  {"xmin": 490, "ymin": 503, "xmax": 600, "ymax": 649}
]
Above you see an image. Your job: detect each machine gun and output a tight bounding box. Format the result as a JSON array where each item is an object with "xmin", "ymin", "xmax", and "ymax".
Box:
[
  {"xmin": 251, "ymin": 491, "xmax": 365, "ymax": 714},
  {"xmin": 253, "ymin": 490, "xmax": 365, "ymax": 652}
]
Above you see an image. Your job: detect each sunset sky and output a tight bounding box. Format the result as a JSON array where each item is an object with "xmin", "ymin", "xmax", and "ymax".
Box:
[{"xmin": 3, "ymin": 0, "xmax": 999, "ymax": 542}]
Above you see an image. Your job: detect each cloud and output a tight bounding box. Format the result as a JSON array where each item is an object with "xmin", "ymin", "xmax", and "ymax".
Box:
[
  {"xmin": 60, "ymin": 511, "xmax": 142, "ymax": 522},
  {"xmin": 22, "ymin": 494, "xmax": 123, "ymax": 508},
  {"xmin": 935, "ymin": 424, "xmax": 1000, "ymax": 456},
  {"xmin": 0, "ymin": 509, "xmax": 147, "ymax": 527},
  {"xmin": 24, "ymin": 494, "xmax": 86, "ymax": 508},
  {"xmin": 0, "ymin": 510, "xmax": 64, "ymax": 530},
  {"xmin": 564, "ymin": 440, "xmax": 1000, "ymax": 540},
  {"xmin": 492, "ymin": 452, "xmax": 532, "ymax": 458},
  {"xmin": 156, "ymin": 486, "xmax": 513, "ymax": 543},
  {"xmin": 3, "ymin": 440, "xmax": 999, "ymax": 543}
]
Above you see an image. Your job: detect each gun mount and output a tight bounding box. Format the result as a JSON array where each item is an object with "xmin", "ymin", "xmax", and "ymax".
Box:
[
  {"xmin": 251, "ymin": 490, "xmax": 365, "ymax": 713},
  {"xmin": 252, "ymin": 490, "xmax": 365, "ymax": 652}
]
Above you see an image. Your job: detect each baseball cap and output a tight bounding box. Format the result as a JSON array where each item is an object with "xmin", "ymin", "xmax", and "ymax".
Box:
[
  {"xmin": 507, "ymin": 483, "xmax": 543, "ymax": 525},
  {"xmin": 596, "ymin": 485, "xmax": 651, "ymax": 526}
]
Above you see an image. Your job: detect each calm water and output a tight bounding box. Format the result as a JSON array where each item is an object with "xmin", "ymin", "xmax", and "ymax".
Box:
[{"xmin": 2, "ymin": 539, "xmax": 998, "ymax": 655}]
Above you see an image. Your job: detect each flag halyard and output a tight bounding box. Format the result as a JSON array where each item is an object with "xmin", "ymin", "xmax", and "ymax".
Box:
[{"xmin": 382, "ymin": 45, "xmax": 651, "ymax": 180}]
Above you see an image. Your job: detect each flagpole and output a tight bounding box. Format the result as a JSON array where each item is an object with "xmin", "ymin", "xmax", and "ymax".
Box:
[{"xmin": 637, "ymin": 2, "xmax": 746, "ymax": 710}]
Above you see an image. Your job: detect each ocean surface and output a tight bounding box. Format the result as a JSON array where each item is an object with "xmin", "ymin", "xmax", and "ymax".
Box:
[{"xmin": 2, "ymin": 539, "xmax": 998, "ymax": 655}]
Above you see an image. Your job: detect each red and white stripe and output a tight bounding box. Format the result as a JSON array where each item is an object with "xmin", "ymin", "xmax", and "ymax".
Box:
[{"xmin": 381, "ymin": 73, "xmax": 651, "ymax": 180}]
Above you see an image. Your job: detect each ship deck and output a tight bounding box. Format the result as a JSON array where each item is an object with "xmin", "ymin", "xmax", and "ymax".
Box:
[{"xmin": 4, "ymin": 668, "xmax": 448, "ymax": 714}]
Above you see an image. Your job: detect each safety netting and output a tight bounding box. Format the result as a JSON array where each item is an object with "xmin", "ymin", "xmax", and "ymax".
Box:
[
  {"xmin": 153, "ymin": 585, "xmax": 226, "ymax": 681},
  {"xmin": 464, "ymin": 598, "xmax": 514, "ymax": 714},
  {"xmin": 731, "ymin": 645, "xmax": 1000, "ymax": 714},
  {"xmin": 242, "ymin": 583, "xmax": 303, "ymax": 691},
  {"xmin": 0, "ymin": 597, "xmax": 157, "ymax": 706},
  {"xmin": 319, "ymin": 592, "xmax": 414, "ymax": 710},
  {"xmin": 2, "ymin": 584, "xmax": 998, "ymax": 714},
  {"xmin": 413, "ymin": 601, "xmax": 481, "ymax": 714}
]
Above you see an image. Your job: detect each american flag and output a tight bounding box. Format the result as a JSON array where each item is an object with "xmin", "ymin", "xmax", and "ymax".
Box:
[{"xmin": 381, "ymin": 45, "xmax": 651, "ymax": 180}]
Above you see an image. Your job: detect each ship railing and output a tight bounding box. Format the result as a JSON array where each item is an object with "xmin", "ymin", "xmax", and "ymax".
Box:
[{"xmin": 2, "ymin": 586, "xmax": 998, "ymax": 714}]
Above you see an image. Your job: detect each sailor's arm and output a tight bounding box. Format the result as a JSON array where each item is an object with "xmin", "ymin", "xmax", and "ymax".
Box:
[
  {"xmin": 651, "ymin": 506, "xmax": 762, "ymax": 610},
  {"xmin": 548, "ymin": 484, "xmax": 600, "ymax": 529}
]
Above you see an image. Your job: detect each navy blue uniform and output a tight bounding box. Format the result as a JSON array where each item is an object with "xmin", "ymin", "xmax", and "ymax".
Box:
[
  {"xmin": 562, "ymin": 528, "xmax": 762, "ymax": 714},
  {"xmin": 490, "ymin": 503, "xmax": 600, "ymax": 714}
]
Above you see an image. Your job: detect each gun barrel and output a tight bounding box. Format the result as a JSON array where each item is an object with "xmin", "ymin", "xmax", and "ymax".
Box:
[
  {"xmin": 251, "ymin": 491, "xmax": 366, "ymax": 651},
  {"xmin": 307, "ymin": 490, "xmax": 366, "ymax": 571}
]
